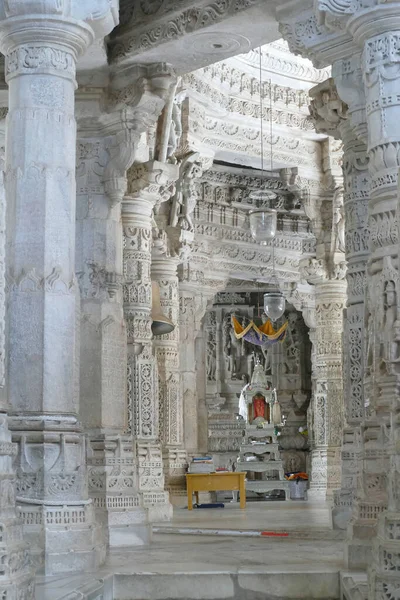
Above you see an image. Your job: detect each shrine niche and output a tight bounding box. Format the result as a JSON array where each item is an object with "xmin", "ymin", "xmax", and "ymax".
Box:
[
  {"xmin": 236, "ymin": 360, "xmax": 290, "ymax": 500},
  {"xmin": 239, "ymin": 360, "xmax": 274, "ymax": 425},
  {"xmin": 204, "ymin": 289, "xmax": 312, "ymax": 472}
]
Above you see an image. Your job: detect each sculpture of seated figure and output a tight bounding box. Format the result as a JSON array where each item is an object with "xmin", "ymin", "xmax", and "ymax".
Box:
[{"xmin": 252, "ymin": 393, "xmax": 268, "ymax": 423}]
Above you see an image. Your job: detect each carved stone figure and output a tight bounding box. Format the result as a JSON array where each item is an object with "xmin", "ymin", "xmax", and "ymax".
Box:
[
  {"xmin": 380, "ymin": 280, "xmax": 397, "ymax": 373},
  {"xmin": 169, "ymin": 152, "xmax": 203, "ymax": 231},
  {"xmin": 166, "ymin": 91, "xmax": 185, "ymax": 161},
  {"xmin": 283, "ymin": 312, "xmax": 300, "ymax": 375},
  {"xmin": 228, "ymin": 327, "xmax": 243, "ymax": 379},
  {"xmin": 333, "ymin": 188, "xmax": 345, "ymax": 254},
  {"xmin": 206, "ymin": 329, "xmax": 217, "ymax": 381}
]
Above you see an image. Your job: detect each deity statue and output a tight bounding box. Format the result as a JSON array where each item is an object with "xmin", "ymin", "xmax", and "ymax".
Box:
[{"xmin": 253, "ymin": 393, "xmax": 267, "ymax": 420}]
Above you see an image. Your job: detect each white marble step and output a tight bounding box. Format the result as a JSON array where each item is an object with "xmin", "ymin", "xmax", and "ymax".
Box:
[
  {"xmin": 246, "ymin": 480, "xmax": 290, "ymax": 495},
  {"xmin": 240, "ymin": 443, "xmax": 279, "ymax": 455},
  {"xmin": 236, "ymin": 460, "xmax": 284, "ymax": 473},
  {"xmin": 245, "ymin": 429, "xmax": 277, "ymax": 440}
]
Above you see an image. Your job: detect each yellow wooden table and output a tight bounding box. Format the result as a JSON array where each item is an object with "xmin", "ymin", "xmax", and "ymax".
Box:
[{"xmin": 186, "ymin": 472, "xmax": 246, "ymax": 510}]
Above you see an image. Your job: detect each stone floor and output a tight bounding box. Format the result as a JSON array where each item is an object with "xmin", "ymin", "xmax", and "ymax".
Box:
[
  {"xmin": 154, "ymin": 500, "xmax": 342, "ymax": 539},
  {"xmin": 36, "ymin": 502, "xmax": 346, "ymax": 600}
]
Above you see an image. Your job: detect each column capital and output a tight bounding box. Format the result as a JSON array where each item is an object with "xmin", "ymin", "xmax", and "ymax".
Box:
[
  {"xmin": 309, "ymin": 77, "xmax": 347, "ymax": 139},
  {"xmin": 300, "ymin": 257, "xmax": 347, "ymax": 285},
  {"xmin": 281, "ymin": 281, "xmax": 316, "ymax": 330},
  {"xmin": 0, "ymin": 0, "xmax": 118, "ymax": 70},
  {"xmin": 123, "ymin": 160, "xmax": 178, "ymax": 222},
  {"xmin": 277, "ymin": 2, "xmax": 356, "ymax": 68},
  {"xmin": 108, "ymin": 63, "xmax": 176, "ymax": 114},
  {"xmin": 332, "ymin": 54, "xmax": 367, "ymax": 142}
]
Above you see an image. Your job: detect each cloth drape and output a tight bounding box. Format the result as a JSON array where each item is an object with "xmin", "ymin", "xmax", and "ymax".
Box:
[{"xmin": 231, "ymin": 316, "xmax": 287, "ymax": 347}]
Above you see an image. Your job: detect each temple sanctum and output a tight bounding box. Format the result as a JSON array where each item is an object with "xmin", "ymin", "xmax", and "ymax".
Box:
[{"xmin": 0, "ymin": 1, "xmax": 397, "ymax": 599}]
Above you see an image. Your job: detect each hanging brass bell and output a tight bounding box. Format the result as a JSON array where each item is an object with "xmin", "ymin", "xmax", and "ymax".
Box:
[{"xmin": 151, "ymin": 281, "xmax": 175, "ymax": 336}]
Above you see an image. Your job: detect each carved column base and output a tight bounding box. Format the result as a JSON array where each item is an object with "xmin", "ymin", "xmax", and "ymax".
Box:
[
  {"xmin": 137, "ymin": 441, "xmax": 173, "ymax": 523},
  {"xmin": 17, "ymin": 500, "xmax": 104, "ymax": 575},
  {"xmin": 368, "ymin": 511, "xmax": 400, "ymax": 600},
  {"xmin": 332, "ymin": 427, "xmax": 361, "ymax": 530},
  {"xmin": 163, "ymin": 448, "xmax": 188, "ymax": 507},
  {"xmin": 87, "ymin": 434, "xmax": 152, "ymax": 548},
  {"xmin": 0, "ymin": 416, "xmax": 35, "ymax": 598},
  {"xmin": 308, "ymin": 446, "xmax": 341, "ymax": 501},
  {"xmin": 345, "ymin": 504, "xmax": 386, "ymax": 570},
  {"xmin": 11, "ymin": 415, "xmax": 105, "ymax": 574}
]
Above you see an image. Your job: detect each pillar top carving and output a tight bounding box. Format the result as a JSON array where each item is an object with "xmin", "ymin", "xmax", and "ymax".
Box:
[
  {"xmin": 0, "ymin": 0, "xmax": 118, "ymax": 61},
  {"xmin": 309, "ymin": 77, "xmax": 347, "ymax": 139},
  {"xmin": 277, "ymin": 3, "xmax": 356, "ymax": 68},
  {"xmin": 127, "ymin": 160, "xmax": 178, "ymax": 198},
  {"xmin": 332, "ymin": 54, "xmax": 367, "ymax": 142},
  {"xmin": 300, "ymin": 256, "xmax": 347, "ymax": 285},
  {"xmin": 281, "ymin": 281, "xmax": 316, "ymax": 329},
  {"xmin": 108, "ymin": 63, "xmax": 176, "ymax": 113},
  {"xmin": 123, "ymin": 160, "xmax": 179, "ymax": 222}
]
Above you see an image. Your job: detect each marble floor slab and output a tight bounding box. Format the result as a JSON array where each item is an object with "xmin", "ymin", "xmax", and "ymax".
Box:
[
  {"xmin": 154, "ymin": 500, "xmax": 339, "ymax": 538},
  {"xmin": 35, "ymin": 503, "xmax": 345, "ymax": 600}
]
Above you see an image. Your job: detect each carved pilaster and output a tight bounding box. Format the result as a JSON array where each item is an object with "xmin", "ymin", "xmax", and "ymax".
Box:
[
  {"xmin": 299, "ymin": 259, "xmax": 346, "ymax": 499},
  {"xmin": 151, "ymin": 236, "xmax": 187, "ymax": 504},
  {"xmin": 179, "ymin": 280, "xmax": 216, "ymax": 456},
  {"xmin": 310, "ymin": 77, "xmax": 370, "ymax": 528},
  {"xmin": 123, "ymin": 160, "xmax": 178, "ymax": 523}
]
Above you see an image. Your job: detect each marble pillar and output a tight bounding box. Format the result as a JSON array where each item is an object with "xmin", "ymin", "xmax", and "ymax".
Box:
[
  {"xmin": 309, "ymin": 277, "xmax": 347, "ymax": 499},
  {"xmin": 151, "ymin": 245, "xmax": 187, "ymax": 503},
  {"xmin": 76, "ymin": 131, "xmax": 137, "ymax": 548},
  {"xmin": 0, "ymin": 134, "xmax": 34, "ymax": 599},
  {"xmin": 309, "ymin": 78, "xmax": 370, "ymax": 529},
  {"xmin": 342, "ymin": 11, "xmax": 400, "ymax": 595},
  {"xmin": 76, "ymin": 65, "xmax": 177, "ymax": 546},
  {"xmin": 179, "ymin": 282, "xmax": 211, "ymax": 457},
  {"xmin": 122, "ymin": 160, "xmax": 177, "ymax": 523},
  {"xmin": 0, "ymin": 1, "xmax": 116, "ymax": 574},
  {"xmin": 298, "ymin": 139, "xmax": 347, "ymax": 499}
]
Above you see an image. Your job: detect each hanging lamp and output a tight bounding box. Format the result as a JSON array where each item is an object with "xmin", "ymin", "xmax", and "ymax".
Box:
[
  {"xmin": 249, "ymin": 47, "xmax": 285, "ymax": 321},
  {"xmin": 264, "ymin": 236, "xmax": 285, "ymax": 321},
  {"xmin": 248, "ymin": 49, "xmax": 277, "ymax": 245}
]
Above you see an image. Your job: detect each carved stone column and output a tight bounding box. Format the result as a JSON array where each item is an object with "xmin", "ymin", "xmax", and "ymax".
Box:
[
  {"xmin": 346, "ymin": 11, "xmax": 400, "ymax": 594},
  {"xmin": 0, "ymin": 127, "xmax": 35, "ymax": 598},
  {"xmin": 151, "ymin": 239, "xmax": 187, "ymax": 504},
  {"xmin": 75, "ymin": 127, "xmax": 133, "ymax": 548},
  {"xmin": 310, "ymin": 78, "xmax": 370, "ymax": 529},
  {"xmin": 0, "ymin": 1, "xmax": 116, "ymax": 574},
  {"xmin": 179, "ymin": 281, "xmax": 213, "ymax": 456},
  {"xmin": 306, "ymin": 271, "xmax": 347, "ymax": 499},
  {"xmin": 76, "ymin": 66, "xmax": 173, "ymax": 547},
  {"xmin": 123, "ymin": 160, "xmax": 177, "ymax": 523}
]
